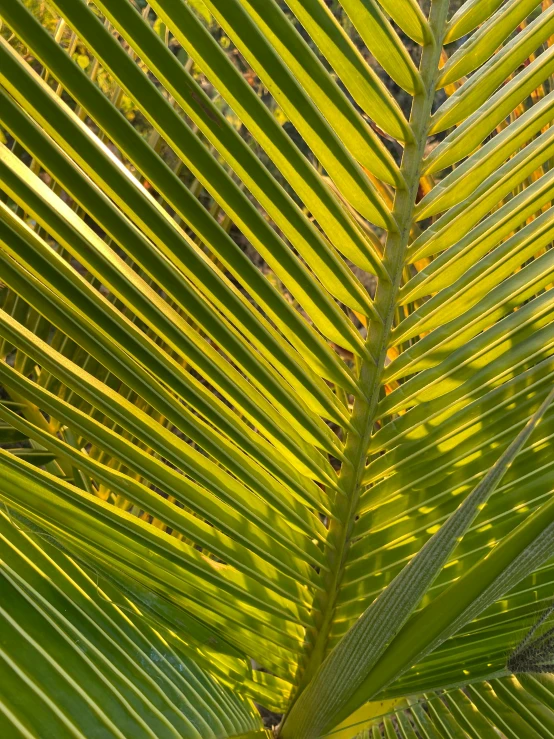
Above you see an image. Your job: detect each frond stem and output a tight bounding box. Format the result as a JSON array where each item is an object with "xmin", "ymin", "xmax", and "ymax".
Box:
[{"xmin": 287, "ymin": 0, "xmax": 451, "ymax": 709}]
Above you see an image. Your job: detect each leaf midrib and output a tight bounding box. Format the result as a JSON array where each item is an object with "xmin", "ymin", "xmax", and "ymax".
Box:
[{"xmin": 287, "ymin": 0, "xmax": 452, "ymax": 713}]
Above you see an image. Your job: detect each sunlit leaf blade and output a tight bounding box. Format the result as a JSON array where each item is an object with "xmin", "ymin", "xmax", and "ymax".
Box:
[
  {"xmin": 346, "ymin": 679, "xmax": 554, "ymax": 739},
  {"xmin": 198, "ymin": 0, "xmax": 404, "ymax": 201},
  {"xmin": 444, "ymin": 0, "xmax": 507, "ymax": 44},
  {"xmin": 0, "ymin": 449, "xmax": 310, "ymax": 659},
  {"xmin": 0, "ymin": 35, "xmax": 371, "ymax": 361},
  {"xmin": 415, "ymin": 89, "xmax": 554, "ymax": 219},
  {"xmin": 281, "ymin": 389, "xmax": 554, "ymax": 737},
  {"xmin": 376, "ymin": 0, "xmax": 432, "ymax": 46},
  {"xmin": 432, "ymin": 7, "xmax": 554, "ymax": 133},
  {"xmin": 275, "ymin": 0, "xmax": 414, "ymax": 139},
  {"xmin": 0, "ymin": 311, "xmax": 328, "ymax": 554},
  {"xmin": 335, "ymin": 0, "xmax": 423, "ymax": 96},
  {"xmin": 0, "ymin": 508, "xmax": 267, "ymax": 739},
  {"xmin": 425, "ymin": 46, "xmax": 554, "ymax": 173},
  {"xmin": 438, "ymin": 0, "xmax": 544, "ymax": 88},
  {"xmin": 1, "ymin": 0, "xmax": 554, "ymax": 734},
  {"xmin": 353, "ymin": 478, "xmax": 554, "ymax": 704},
  {"xmin": 143, "ymin": 0, "xmax": 391, "ymax": 273}
]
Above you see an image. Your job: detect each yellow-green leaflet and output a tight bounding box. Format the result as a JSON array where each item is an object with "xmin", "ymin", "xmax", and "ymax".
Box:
[{"xmin": 1, "ymin": 0, "xmax": 554, "ymax": 735}]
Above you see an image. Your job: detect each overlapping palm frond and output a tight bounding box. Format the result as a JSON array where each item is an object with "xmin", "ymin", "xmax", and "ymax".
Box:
[
  {"xmin": 346, "ymin": 674, "xmax": 554, "ymax": 739},
  {"xmin": 0, "ymin": 506, "xmax": 265, "ymax": 738},
  {"xmin": 1, "ymin": 0, "xmax": 554, "ymax": 736}
]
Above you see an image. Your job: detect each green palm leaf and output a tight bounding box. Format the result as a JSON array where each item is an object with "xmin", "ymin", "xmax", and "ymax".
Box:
[
  {"xmin": 0, "ymin": 507, "xmax": 265, "ymax": 738},
  {"xmin": 342, "ymin": 675, "xmax": 554, "ymax": 738},
  {"xmin": 1, "ymin": 0, "xmax": 554, "ymax": 736}
]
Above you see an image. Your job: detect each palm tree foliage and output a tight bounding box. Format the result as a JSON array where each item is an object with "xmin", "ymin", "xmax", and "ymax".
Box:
[
  {"xmin": 348, "ymin": 672, "xmax": 554, "ymax": 738},
  {"xmin": 1, "ymin": 0, "xmax": 554, "ymax": 736}
]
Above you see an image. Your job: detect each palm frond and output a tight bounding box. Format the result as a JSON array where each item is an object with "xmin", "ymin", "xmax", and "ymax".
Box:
[{"xmin": 1, "ymin": 0, "xmax": 554, "ymax": 735}]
